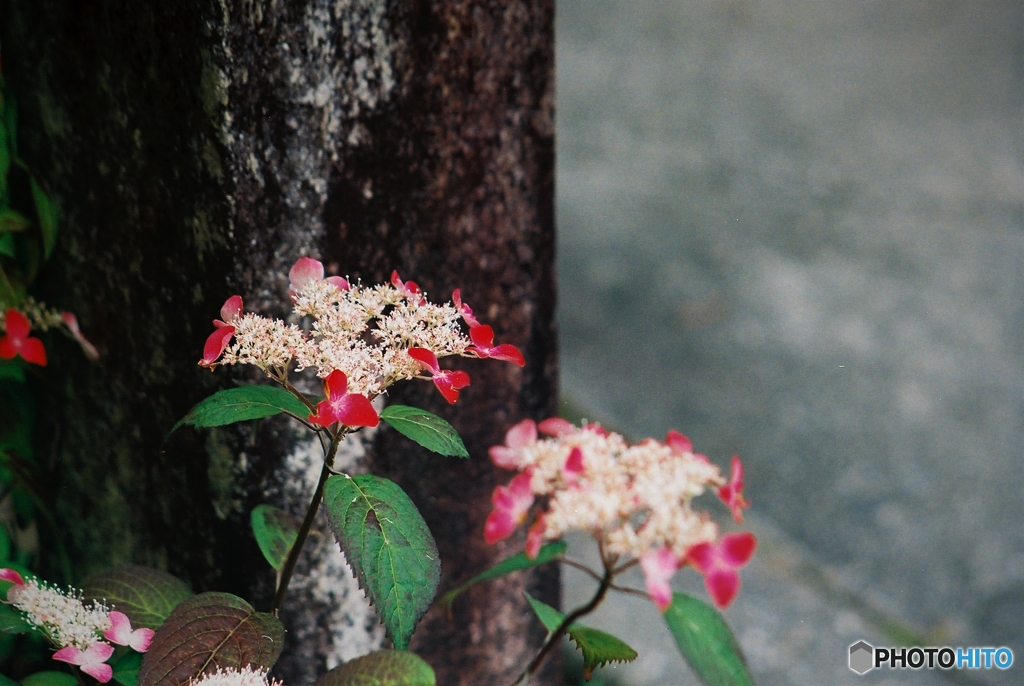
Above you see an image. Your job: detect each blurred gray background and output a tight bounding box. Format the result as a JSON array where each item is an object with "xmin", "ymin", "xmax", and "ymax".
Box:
[{"xmin": 555, "ymin": 2, "xmax": 1024, "ymax": 684}]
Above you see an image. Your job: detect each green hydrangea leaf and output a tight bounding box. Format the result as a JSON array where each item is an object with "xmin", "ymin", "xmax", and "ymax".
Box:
[
  {"xmin": 168, "ymin": 386, "xmax": 311, "ymax": 438},
  {"xmin": 27, "ymin": 176, "xmax": 56, "ymax": 259},
  {"xmin": 0, "ymin": 208, "xmax": 30, "ymax": 234},
  {"xmin": 137, "ymin": 592, "xmax": 284, "ymax": 686},
  {"xmin": 525, "ymin": 594, "xmax": 637, "ymax": 679},
  {"xmin": 0, "ymin": 234, "xmax": 15, "ymax": 259},
  {"xmin": 250, "ymin": 504, "xmax": 300, "ymax": 571},
  {"xmin": 323, "ymin": 474, "xmax": 440, "ymax": 650},
  {"xmin": 379, "ymin": 405, "xmax": 468, "ymax": 458},
  {"xmin": 314, "ymin": 651, "xmax": 435, "ymax": 686},
  {"xmin": 0, "ymin": 360, "xmax": 24, "ymax": 382},
  {"xmin": 0, "ymin": 604, "xmax": 31, "ymax": 635},
  {"xmin": 82, "ymin": 565, "xmax": 193, "ymax": 630},
  {"xmin": 112, "ymin": 650, "xmax": 145, "ymax": 686},
  {"xmin": 663, "ymin": 591, "xmax": 755, "ymax": 686},
  {"xmin": 439, "ymin": 541, "xmax": 567, "ymax": 614}
]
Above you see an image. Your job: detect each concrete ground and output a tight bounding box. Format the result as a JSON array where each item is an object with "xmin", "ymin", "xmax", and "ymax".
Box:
[{"xmin": 555, "ymin": 2, "xmax": 1024, "ymax": 684}]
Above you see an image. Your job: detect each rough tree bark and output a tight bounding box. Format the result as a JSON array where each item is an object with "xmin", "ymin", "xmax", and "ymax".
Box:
[{"xmin": 0, "ymin": 2, "xmax": 556, "ymax": 685}]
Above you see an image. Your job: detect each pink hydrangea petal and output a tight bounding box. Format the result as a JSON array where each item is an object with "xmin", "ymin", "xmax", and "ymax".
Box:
[
  {"xmin": 488, "ymin": 343, "xmax": 525, "ymax": 366},
  {"xmin": 641, "ymin": 547, "xmax": 679, "ymax": 612},
  {"xmin": 200, "ymin": 325, "xmax": 235, "ymax": 366},
  {"xmin": 104, "ymin": 611, "xmax": 154, "ymax": 651},
  {"xmin": 309, "ymin": 398, "xmax": 338, "ymax": 427},
  {"xmin": 128, "ymin": 627, "xmax": 155, "ymax": 653},
  {"xmin": 484, "ymin": 508, "xmax": 517, "ymax": 544},
  {"xmin": 332, "ymin": 393, "xmax": 379, "ymax": 428},
  {"xmin": 326, "ymin": 275, "xmax": 350, "ymax": 291},
  {"xmin": 54, "ymin": 642, "xmax": 115, "ymax": 681},
  {"xmin": 82, "ymin": 663, "xmax": 114, "ymax": 683},
  {"xmin": 665, "ymin": 429, "xmax": 693, "ymax": 454},
  {"xmin": 324, "ymin": 369, "xmax": 349, "ymax": 398},
  {"xmin": 53, "ymin": 646, "xmax": 82, "ymax": 664},
  {"xmin": 538, "ymin": 417, "xmax": 575, "ymax": 437},
  {"xmin": 469, "ymin": 325, "xmax": 494, "ymax": 348},
  {"xmin": 19, "ymin": 338, "xmax": 47, "ymax": 366},
  {"xmin": 489, "ymin": 419, "xmax": 537, "ymax": 469},
  {"xmin": 289, "ymin": 257, "xmax": 324, "ymax": 292},
  {"xmin": 563, "ymin": 447, "xmax": 584, "ymax": 482},
  {"xmin": 506, "ymin": 419, "xmax": 538, "ymax": 449},
  {"xmin": 491, "ymin": 484, "xmax": 517, "ymax": 510},
  {"xmin": 720, "ymin": 532, "xmax": 757, "ymax": 567},
  {"xmin": 433, "ymin": 370, "xmax": 470, "ymax": 404},
  {"xmin": 489, "ymin": 445, "xmax": 521, "ymax": 469},
  {"xmin": 0, "ymin": 337, "xmax": 16, "ymax": 359},
  {"xmin": 684, "ymin": 541, "xmax": 714, "ymax": 573},
  {"xmin": 0, "ymin": 568, "xmax": 24, "ymax": 586},
  {"xmin": 716, "ymin": 455, "xmax": 750, "ymax": 523},
  {"xmin": 408, "ymin": 347, "xmax": 440, "ymax": 374},
  {"xmin": 220, "ymin": 295, "xmax": 243, "ymax": 323},
  {"xmin": 508, "ymin": 470, "xmax": 534, "ymax": 502},
  {"xmin": 705, "ymin": 568, "xmax": 740, "ymax": 609},
  {"xmin": 452, "ymin": 289, "xmax": 480, "ymax": 327},
  {"xmin": 3, "ymin": 309, "xmax": 29, "ymax": 340},
  {"xmin": 104, "ymin": 611, "xmax": 133, "ymax": 645},
  {"xmin": 525, "ymin": 516, "xmax": 546, "ymax": 559},
  {"xmin": 61, "ymin": 312, "xmax": 100, "ymax": 360},
  {"xmin": 85, "ymin": 642, "xmax": 115, "ymax": 662}
]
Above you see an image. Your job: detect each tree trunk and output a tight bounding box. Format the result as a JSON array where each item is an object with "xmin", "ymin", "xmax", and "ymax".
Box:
[{"xmin": 0, "ymin": 2, "xmax": 556, "ymax": 685}]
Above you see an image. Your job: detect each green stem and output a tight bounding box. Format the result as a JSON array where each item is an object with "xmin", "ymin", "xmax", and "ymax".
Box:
[
  {"xmin": 272, "ymin": 429, "xmax": 343, "ymax": 614},
  {"xmin": 513, "ymin": 560, "xmax": 616, "ymax": 685}
]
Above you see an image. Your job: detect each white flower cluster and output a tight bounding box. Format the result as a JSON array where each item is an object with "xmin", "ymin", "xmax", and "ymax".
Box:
[
  {"xmin": 216, "ymin": 275, "xmax": 471, "ymax": 398},
  {"xmin": 190, "ymin": 666, "xmax": 282, "ymax": 686},
  {"xmin": 6, "ymin": 296, "xmax": 64, "ymax": 331},
  {"xmin": 521, "ymin": 426, "xmax": 725, "ymax": 560},
  {"xmin": 7, "ymin": 576, "xmax": 111, "ymax": 650}
]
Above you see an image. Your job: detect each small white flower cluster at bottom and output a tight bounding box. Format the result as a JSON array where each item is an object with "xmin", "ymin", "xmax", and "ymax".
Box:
[
  {"xmin": 2, "ymin": 568, "xmax": 154, "ymax": 682},
  {"xmin": 190, "ymin": 666, "xmax": 283, "ymax": 686}
]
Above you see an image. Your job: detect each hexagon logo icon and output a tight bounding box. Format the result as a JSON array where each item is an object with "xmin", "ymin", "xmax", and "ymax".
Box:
[{"xmin": 849, "ymin": 641, "xmax": 874, "ymax": 674}]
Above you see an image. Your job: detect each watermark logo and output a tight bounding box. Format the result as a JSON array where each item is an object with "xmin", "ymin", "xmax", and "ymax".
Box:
[{"xmin": 849, "ymin": 641, "xmax": 1014, "ymax": 674}]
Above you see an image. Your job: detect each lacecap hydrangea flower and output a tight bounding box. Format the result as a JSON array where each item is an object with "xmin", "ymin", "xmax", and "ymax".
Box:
[
  {"xmin": 199, "ymin": 258, "xmax": 523, "ymax": 427},
  {"xmin": 484, "ymin": 421, "xmax": 755, "ymax": 610}
]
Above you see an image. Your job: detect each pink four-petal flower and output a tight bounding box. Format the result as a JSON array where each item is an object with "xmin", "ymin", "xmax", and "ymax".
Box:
[
  {"xmin": 0, "ymin": 309, "xmax": 47, "ymax": 366},
  {"xmin": 104, "ymin": 611, "xmax": 155, "ymax": 652},
  {"xmin": 308, "ymin": 370, "xmax": 379, "ymax": 428},
  {"xmin": 391, "ymin": 270, "xmax": 424, "ymax": 304},
  {"xmin": 717, "ymin": 455, "xmax": 750, "ymax": 523},
  {"xmin": 640, "ymin": 546, "xmax": 681, "ymax": 612},
  {"xmin": 289, "ymin": 257, "xmax": 349, "ymax": 294},
  {"xmin": 665, "ymin": 429, "xmax": 710, "ymax": 465},
  {"xmin": 53, "ymin": 642, "xmax": 115, "ymax": 683},
  {"xmin": 200, "ymin": 296, "xmax": 243, "ymax": 367},
  {"xmin": 684, "ymin": 532, "xmax": 757, "ymax": 609},
  {"xmin": 467, "ymin": 325, "xmax": 525, "ymax": 366},
  {"xmin": 451, "ymin": 289, "xmax": 480, "ymax": 327},
  {"xmin": 407, "ymin": 347, "xmax": 470, "ymax": 404},
  {"xmin": 484, "ymin": 470, "xmax": 535, "ymax": 544},
  {"xmin": 60, "ymin": 312, "xmax": 99, "ymax": 361},
  {"xmin": 488, "ymin": 419, "xmax": 537, "ymax": 470}
]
